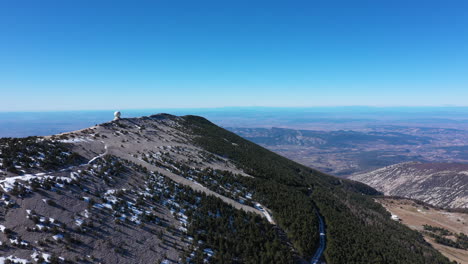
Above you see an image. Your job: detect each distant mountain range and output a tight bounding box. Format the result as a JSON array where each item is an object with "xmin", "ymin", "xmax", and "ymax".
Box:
[{"xmin": 350, "ymin": 162, "xmax": 468, "ymax": 209}]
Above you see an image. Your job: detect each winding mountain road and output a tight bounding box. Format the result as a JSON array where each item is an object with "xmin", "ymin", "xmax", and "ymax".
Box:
[
  {"xmin": 310, "ymin": 210, "xmax": 326, "ymax": 264},
  {"xmin": 87, "ymin": 141, "xmax": 108, "ymax": 164}
]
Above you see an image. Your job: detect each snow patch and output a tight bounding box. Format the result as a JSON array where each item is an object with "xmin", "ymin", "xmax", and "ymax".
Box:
[
  {"xmin": 0, "ymin": 256, "xmax": 29, "ymax": 264},
  {"xmin": 52, "ymin": 234, "xmax": 64, "ymax": 240}
]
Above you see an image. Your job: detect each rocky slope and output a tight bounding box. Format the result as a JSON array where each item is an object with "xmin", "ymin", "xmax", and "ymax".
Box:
[
  {"xmin": 0, "ymin": 114, "xmax": 453, "ymax": 263},
  {"xmin": 350, "ymin": 162, "xmax": 468, "ymax": 208}
]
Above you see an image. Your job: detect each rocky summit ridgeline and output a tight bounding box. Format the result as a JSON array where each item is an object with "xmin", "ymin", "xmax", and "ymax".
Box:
[{"xmin": 0, "ymin": 114, "xmax": 452, "ymax": 264}]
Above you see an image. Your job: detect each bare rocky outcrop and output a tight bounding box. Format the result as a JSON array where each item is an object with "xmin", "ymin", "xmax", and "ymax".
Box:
[{"xmin": 350, "ymin": 162, "xmax": 468, "ymax": 208}]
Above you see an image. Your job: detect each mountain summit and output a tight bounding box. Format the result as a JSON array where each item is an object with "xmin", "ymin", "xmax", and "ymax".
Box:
[{"xmin": 0, "ymin": 114, "xmax": 451, "ymax": 263}]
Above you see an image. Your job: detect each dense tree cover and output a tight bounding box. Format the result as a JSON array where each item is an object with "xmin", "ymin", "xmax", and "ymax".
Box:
[
  {"xmin": 179, "ymin": 117, "xmax": 321, "ymax": 257},
  {"xmin": 457, "ymin": 233, "xmax": 468, "ymax": 249},
  {"xmin": 134, "ymin": 162, "xmax": 295, "ymax": 264},
  {"xmin": 186, "ymin": 194, "xmax": 294, "ymax": 264},
  {"xmin": 180, "ymin": 115, "xmax": 453, "ymax": 264},
  {"xmin": 423, "ymin": 224, "xmax": 452, "ymax": 236},
  {"xmin": 142, "ymin": 139, "xmax": 319, "ymax": 257},
  {"xmin": 246, "ymin": 178, "xmax": 318, "ymax": 256},
  {"xmin": 0, "ymin": 137, "xmax": 84, "ymax": 173},
  {"xmin": 124, "ymin": 159, "xmax": 295, "ymax": 264},
  {"xmin": 431, "ymin": 234, "xmax": 462, "ymax": 249},
  {"xmin": 312, "ymin": 188, "xmax": 452, "ymax": 263},
  {"xmin": 424, "ymin": 225, "xmax": 468, "ymax": 250}
]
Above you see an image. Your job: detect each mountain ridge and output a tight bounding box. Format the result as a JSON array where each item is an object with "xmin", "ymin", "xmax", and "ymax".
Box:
[
  {"xmin": 0, "ymin": 114, "xmax": 452, "ymax": 263},
  {"xmin": 350, "ymin": 161, "xmax": 468, "ymax": 208}
]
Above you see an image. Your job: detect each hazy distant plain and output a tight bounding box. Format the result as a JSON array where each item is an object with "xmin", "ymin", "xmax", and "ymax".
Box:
[{"xmin": 3, "ymin": 107, "xmax": 468, "ymax": 138}]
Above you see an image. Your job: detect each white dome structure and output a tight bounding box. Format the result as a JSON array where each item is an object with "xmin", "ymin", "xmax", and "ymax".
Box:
[{"xmin": 114, "ymin": 111, "xmax": 121, "ymax": 121}]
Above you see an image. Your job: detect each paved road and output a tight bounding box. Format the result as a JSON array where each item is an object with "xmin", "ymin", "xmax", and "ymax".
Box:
[{"xmin": 310, "ymin": 210, "xmax": 326, "ymax": 264}]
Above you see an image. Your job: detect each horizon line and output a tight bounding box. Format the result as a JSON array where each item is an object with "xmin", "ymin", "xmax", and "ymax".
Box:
[{"xmin": 3, "ymin": 105, "xmax": 468, "ymax": 113}]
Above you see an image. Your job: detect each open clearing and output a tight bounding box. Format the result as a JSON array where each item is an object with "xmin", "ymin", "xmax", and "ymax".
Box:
[{"xmin": 377, "ymin": 198, "xmax": 468, "ymax": 264}]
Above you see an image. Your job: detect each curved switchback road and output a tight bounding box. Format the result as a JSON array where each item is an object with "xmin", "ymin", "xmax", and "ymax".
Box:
[
  {"xmin": 87, "ymin": 141, "xmax": 108, "ymax": 164},
  {"xmin": 310, "ymin": 209, "xmax": 326, "ymax": 264}
]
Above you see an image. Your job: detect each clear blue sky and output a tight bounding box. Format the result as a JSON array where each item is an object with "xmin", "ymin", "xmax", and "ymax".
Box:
[{"xmin": 1, "ymin": 0, "xmax": 467, "ymax": 111}]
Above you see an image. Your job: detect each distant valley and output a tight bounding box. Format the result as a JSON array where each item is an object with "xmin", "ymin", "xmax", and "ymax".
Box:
[
  {"xmin": 229, "ymin": 126, "xmax": 468, "ymax": 176},
  {"xmin": 230, "ymin": 126, "xmax": 468, "ymax": 210}
]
